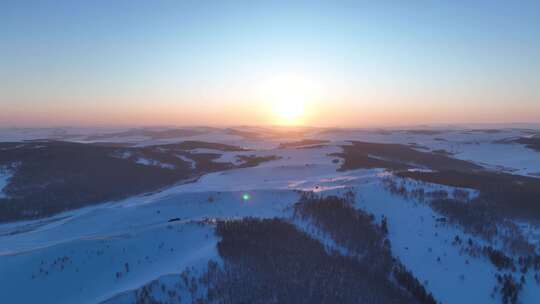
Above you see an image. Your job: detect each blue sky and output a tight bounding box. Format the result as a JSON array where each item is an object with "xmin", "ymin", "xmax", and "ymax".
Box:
[{"xmin": 1, "ymin": 0, "xmax": 539, "ymax": 127}]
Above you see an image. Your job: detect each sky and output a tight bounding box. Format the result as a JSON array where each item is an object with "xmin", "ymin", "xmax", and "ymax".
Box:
[{"xmin": 1, "ymin": 0, "xmax": 539, "ymax": 127}]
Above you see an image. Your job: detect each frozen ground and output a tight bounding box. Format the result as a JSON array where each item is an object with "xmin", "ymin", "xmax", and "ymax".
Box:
[{"xmin": 1, "ymin": 126, "xmax": 539, "ymax": 303}]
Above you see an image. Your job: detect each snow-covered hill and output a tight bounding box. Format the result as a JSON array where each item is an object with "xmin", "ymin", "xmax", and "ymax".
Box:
[{"xmin": 1, "ymin": 126, "xmax": 540, "ymax": 303}]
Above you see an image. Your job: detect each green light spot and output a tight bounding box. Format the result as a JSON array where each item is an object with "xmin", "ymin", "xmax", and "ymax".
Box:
[{"xmin": 242, "ymin": 193, "xmax": 251, "ymax": 201}]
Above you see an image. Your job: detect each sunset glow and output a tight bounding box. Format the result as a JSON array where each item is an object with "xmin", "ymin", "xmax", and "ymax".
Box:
[
  {"xmin": 1, "ymin": 1, "xmax": 539, "ymax": 127},
  {"xmin": 258, "ymin": 74, "xmax": 319, "ymax": 125},
  {"xmin": 273, "ymin": 98, "xmax": 305, "ymax": 125}
]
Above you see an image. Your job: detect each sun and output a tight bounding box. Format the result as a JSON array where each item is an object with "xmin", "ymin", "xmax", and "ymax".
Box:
[
  {"xmin": 258, "ymin": 73, "xmax": 318, "ymax": 126},
  {"xmin": 273, "ymin": 95, "xmax": 306, "ymax": 125}
]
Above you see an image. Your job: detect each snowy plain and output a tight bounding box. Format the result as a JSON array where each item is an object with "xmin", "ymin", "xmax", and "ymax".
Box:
[{"xmin": 1, "ymin": 126, "xmax": 540, "ymax": 303}]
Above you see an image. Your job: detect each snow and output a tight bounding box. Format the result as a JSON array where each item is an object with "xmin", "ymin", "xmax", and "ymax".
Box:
[
  {"xmin": 1, "ymin": 129, "xmax": 540, "ymax": 303},
  {"xmin": 451, "ymin": 142, "xmax": 540, "ymax": 176},
  {"xmin": 292, "ymin": 217, "xmax": 352, "ymax": 257},
  {"xmin": 116, "ymin": 151, "xmax": 132, "ymax": 159},
  {"xmin": 0, "ymin": 127, "xmax": 128, "ymax": 142},
  {"xmin": 175, "ymin": 154, "xmax": 196, "ymax": 169},
  {"xmin": 353, "ymin": 180, "xmax": 497, "ymax": 303},
  {"xmin": 0, "ymin": 186, "xmax": 299, "ymax": 303},
  {"xmin": 0, "ymin": 220, "xmax": 218, "ymax": 304},
  {"xmin": 314, "ymin": 128, "xmax": 540, "ymax": 177},
  {"xmin": 0, "ymin": 166, "xmax": 14, "ymax": 198},
  {"xmin": 3, "ymin": 126, "xmax": 537, "ymax": 178},
  {"xmin": 135, "ymin": 158, "xmax": 175, "ymax": 169}
]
